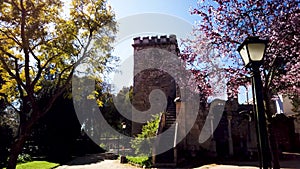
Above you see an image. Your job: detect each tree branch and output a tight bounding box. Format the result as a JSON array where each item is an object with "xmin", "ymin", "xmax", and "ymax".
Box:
[
  {"xmin": 31, "ymin": 54, "xmax": 57, "ymax": 88},
  {"xmin": 0, "ymin": 49, "xmax": 26, "ymax": 89},
  {"xmin": 0, "ymin": 29, "xmax": 22, "ymax": 47},
  {"xmin": 20, "ymin": 0, "xmax": 31, "ymax": 88},
  {"xmin": 14, "ymin": 57, "xmax": 24, "ymax": 99}
]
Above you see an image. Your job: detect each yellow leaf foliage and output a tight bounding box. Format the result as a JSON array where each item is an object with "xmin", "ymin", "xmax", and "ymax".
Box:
[{"xmin": 0, "ymin": 0, "xmax": 116, "ymax": 108}]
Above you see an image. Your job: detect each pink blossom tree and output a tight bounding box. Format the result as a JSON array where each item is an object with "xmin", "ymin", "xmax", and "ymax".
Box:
[{"xmin": 182, "ymin": 0, "xmax": 299, "ymax": 168}]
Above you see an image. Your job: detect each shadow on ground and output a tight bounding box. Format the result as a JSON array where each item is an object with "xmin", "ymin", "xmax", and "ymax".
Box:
[
  {"xmin": 58, "ymin": 152, "xmax": 300, "ymax": 168},
  {"xmin": 158, "ymin": 159, "xmax": 300, "ymax": 169},
  {"xmin": 66, "ymin": 153, "xmax": 118, "ymax": 165},
  {"xmin": 169, "ymin": 152, "xmax": 300, "ymax": 169}
]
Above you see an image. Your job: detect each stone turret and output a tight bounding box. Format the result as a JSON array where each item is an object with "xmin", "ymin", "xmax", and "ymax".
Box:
[{"xmin": 132, "ymin": 35, "xmax": 180, "ymax": 135}]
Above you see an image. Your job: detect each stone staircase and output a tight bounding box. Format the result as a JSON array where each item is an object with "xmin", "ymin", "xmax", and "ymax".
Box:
[
  {"xmin": 153, "ymin": 103, "xmax": 177, "ymax": 167},
  {"xmin": 165, "ymin": 105, "xmax": 176, "ymax": 129}
]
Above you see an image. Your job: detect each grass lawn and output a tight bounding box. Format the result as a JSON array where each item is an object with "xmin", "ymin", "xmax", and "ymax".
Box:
[{"xmin": 15, "ymin": 161, "xmax": 59, "ymax": 169}]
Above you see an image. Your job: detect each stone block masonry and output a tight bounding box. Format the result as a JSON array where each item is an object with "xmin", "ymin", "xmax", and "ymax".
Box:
[{"xmin": 131, "ymin": 35, "xmax": 180, "ymax": 135}]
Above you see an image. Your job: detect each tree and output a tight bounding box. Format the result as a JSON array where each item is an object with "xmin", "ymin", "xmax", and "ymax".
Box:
[
  {"xmin": 182, "ymin": 0, "xmax": 299, "ymax": 168},
  {"xmin": 99, "ymin": 86, "xmax": 132, "ymax": 133},
  {"xmin": 0, "ymin": 0, "xmax": 116, "ymax": 168},
  {"xmin": 31, "ymin": 94, "xmax": 104, "ymax": 162}
]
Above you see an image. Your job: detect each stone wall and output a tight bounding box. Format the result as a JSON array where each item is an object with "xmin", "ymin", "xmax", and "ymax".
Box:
[
  {"xmin": 132, "ymin": 35, "xmax": 180, "ymax": 135},
  {"xmin": 293, "ymin": 115, "xmax": 300, "ymax": 150}
]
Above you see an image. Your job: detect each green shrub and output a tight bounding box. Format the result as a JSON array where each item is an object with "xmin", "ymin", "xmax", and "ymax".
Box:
[
  {"xmin": 126, "ymin": 156, "xmax": 152, "ymax": 168},
  {"xmin": 17, "ymin": 154, "xmax": 32, "ymax": 164},
  {"xmin": 99, "ymin": 143, "xmax": 107, "ymax": 150},
  {"xmin": 130, "ymin": 113, "xmax": 161, "ymax": 156}
]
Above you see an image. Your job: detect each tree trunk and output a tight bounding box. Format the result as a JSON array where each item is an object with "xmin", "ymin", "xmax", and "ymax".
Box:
[
  {"xmin": 7, "ymin": 132, "xmax": 28, "ymax": 169},
  {"xmin": 6, "ymin": 115, "xmax": 36, "ymax": 169},
  {"xmin": 268, "ymin": 124, "xmax": 280, "ymax": 169},
  {"xmin": 6, "ymin": 88, "xmax": 65, "ymax": 169},
  {"xmin": 264, "ymin": 93, "xmax": 280, "ymax": 169}
]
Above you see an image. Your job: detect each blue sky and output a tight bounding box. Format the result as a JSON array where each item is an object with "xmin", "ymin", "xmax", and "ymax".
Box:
[
  {"xmin": 108, "ymin": 0, "xmax": 199, "ymax": 55},
  {"xmin": 105, "ymin": 0, "xmax": 250, "ymax": 103},
  {"xmin": 107, "ymin": 0, "xmax": 199, "ymax": 92},
  {"xmin": 108, "ymin": 0, "xmax": 198, "ymax": 21}
]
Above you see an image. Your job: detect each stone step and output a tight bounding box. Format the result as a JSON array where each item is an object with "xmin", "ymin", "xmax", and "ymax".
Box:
[
  {"xmin": 166, "ymin": 118, "xmax": 176, "ymax": 122},
  {"xmin": 166, "ymin": 120, "xmax": 176, "ymax": 123},
  {"xmin": 166, "ymin": 117, "xmax": 176, "ymax": 120},
  {"xmin": 166, "ymin": 122, "xmax": 175, "ymax": 125},
  {"xmin": 166, "ymin": 113, "xmax": 176, "ymax": 117},
  {"xmin": 153, "ymin": 104, "xmax": 177, "ymax": 166},
  {"xmin": 166, "ymin": 114, "xmax": 176, "ymax": 117}
]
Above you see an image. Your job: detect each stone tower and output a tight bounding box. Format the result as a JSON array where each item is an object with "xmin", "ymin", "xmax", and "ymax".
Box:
[{"xmin": 131, "ymin": 35, "xmax": 180, "ymax": 135}]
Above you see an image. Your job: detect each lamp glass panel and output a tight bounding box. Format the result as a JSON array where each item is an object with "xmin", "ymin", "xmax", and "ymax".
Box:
[
  {"xmin": 239, "ymin": 45, "xmax": 250, "ymax": 66},
  {"xmin": 248, "ymin": 43, "xmax": 266, "ymax": 61}
]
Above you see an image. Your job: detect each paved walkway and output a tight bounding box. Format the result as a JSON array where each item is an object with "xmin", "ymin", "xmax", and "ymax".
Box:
[
  {"xmin": 55, "ymin": 154, "xmax": 300, "ymax": 169},
  {"xmin": 56, "ymin": 160, "xmax": 140, "ymax": 169},
  {"xmin": 56, "ymin": 160, "xmax": 259, "ymax": 169},
  {"xmin": 195, "ymin": 164, "xmax": 257, "ymax": 169},
  {"xmin": 56, "ymin": 160, "xmax": 300, "ymax": 169}
]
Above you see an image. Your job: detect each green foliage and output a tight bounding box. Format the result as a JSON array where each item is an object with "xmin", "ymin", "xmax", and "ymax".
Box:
[
  {"xmin": 99, "ymin": 86, "xmax": 133, "ymax": 134},
  {"xmin": 99, "ymin": 143, "xmax": 107, "ymax": 150},
  {"xmin": 17, "ymin": 154, "xmax": 32, "ymax": 164},
  {"xmin": 130, "ymin": 113, "xmax": 161, "ymax": 156},
  {"xmin": 126, "ymin": 156, "xmax": 152, "ymax": 168},
  {"xmin": 0, "ymin": 0, "xmax": 116, "ymax": 128}
]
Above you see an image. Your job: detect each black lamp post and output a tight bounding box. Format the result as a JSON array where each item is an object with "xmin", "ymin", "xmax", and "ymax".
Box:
[
  {"xmin": 237, "ymin": 36, "xmax": 270, "ymax": 169},
  {"xmin": 122, "ymin": 122, "xmax": 127, "ymax": 134},
  {"xmin": 121, "ymin": 122, "xmax": 126, "ymax": 154}
]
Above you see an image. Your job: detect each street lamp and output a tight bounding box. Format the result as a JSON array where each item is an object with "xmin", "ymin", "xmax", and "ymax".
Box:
[
  {"xmin": 237, "ymin": 36, "xmax": 270, "ymax": 169},
  {"xmin": 238, "ymin": 36, "xmax": 267, "ymax": 68},
  {"xmin": 118, "ymin": 122, "xmax": 126, "ymax": 156},
  {"xmin": 122, "ymin": 122, "xmax": 127, "ymax": 132},
  {"xmin": 121, "ymin": 122, "xmax": 126, "ymax": 154}
]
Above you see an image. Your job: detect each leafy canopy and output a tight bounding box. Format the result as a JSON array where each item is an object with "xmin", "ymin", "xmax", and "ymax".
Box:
[{"xmin": 0, "ymin": 0, "xmax": 116, "ymax": 116}]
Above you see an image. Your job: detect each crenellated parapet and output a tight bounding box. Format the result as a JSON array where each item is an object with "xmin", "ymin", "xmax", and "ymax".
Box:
[{"xmin": 132, "ymin": 34, "xmax": 178, "ymax": 47}]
